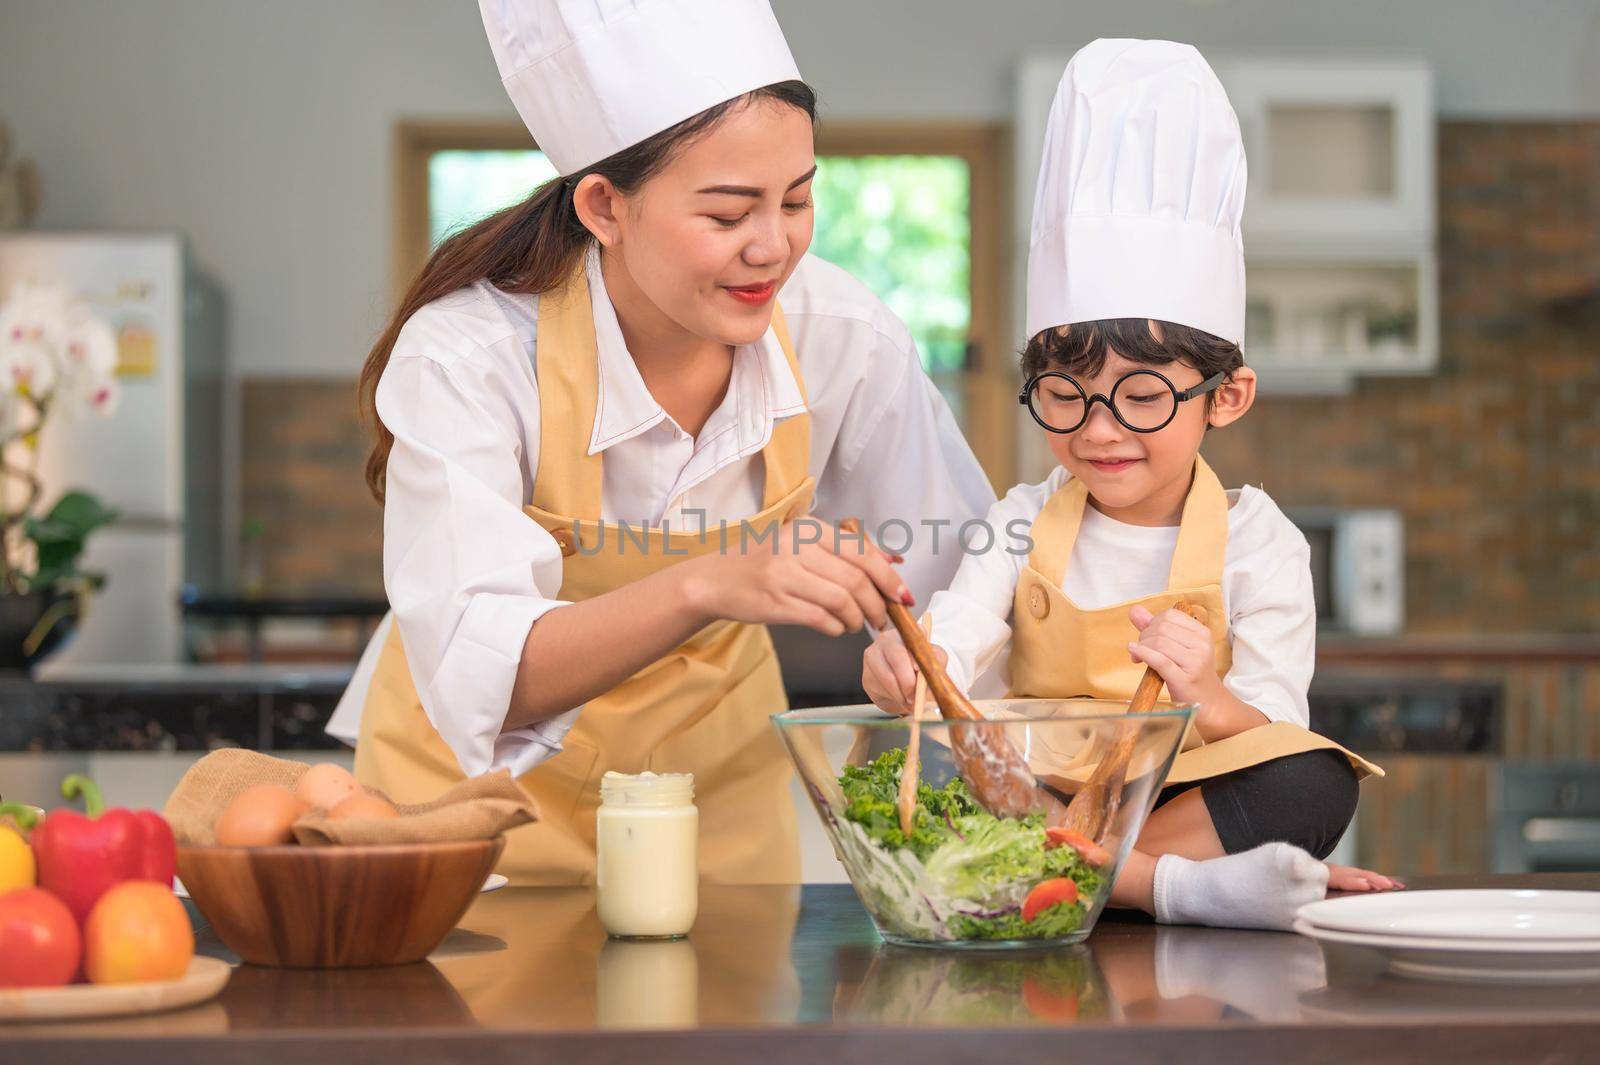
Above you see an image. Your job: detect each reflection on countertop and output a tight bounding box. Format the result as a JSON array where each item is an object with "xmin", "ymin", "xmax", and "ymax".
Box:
[
  {"xmin": 11, "ymin": 878, "xmax": 1600, "ymax": 1062},
  {"xmin": 220, "ymin": 878, "xmax": 1600, "ymax": 1031}
]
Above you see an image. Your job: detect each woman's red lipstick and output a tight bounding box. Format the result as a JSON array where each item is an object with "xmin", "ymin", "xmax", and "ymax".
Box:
[{"xmin": 725, "ymin": 281, "xmax": 776, "ymax": 306}]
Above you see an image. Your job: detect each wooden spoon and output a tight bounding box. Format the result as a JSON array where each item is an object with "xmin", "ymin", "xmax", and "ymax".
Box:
[
  {"xmin": 840, "ymin": 518, "xmax": 1043, "ymax": 818},
  {"xmin": 896, "ymin": 615, "xmax": 933, "ymax": 836},
  {"xmin": 1051, "ymin": 601, "xmax": 1209, "ymax": 843}
]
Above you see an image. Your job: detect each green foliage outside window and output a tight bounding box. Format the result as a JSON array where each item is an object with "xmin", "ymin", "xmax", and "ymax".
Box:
[{"xmin": 810, "ymin": 155, "xmax": 971, "ymax": 375}]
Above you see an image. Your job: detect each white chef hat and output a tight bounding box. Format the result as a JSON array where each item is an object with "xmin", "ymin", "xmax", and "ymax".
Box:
[
  {"xmin": 1026, "ymin": 39, "xmax": 1248, "ymax": 345},
  {"xmin": 478, "ymin": 0, "xmax": 802, "ymax": 176}
]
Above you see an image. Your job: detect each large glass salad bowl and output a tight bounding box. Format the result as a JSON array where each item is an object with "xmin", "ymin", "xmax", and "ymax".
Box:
[{"xmin": 773, "ymin": 700, "xmax": 1192, "ymax": 948}]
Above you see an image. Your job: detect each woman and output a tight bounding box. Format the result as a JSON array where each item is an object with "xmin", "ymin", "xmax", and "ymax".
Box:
[{"xmin": 329, "ymin": 0, "xmax": 993, "ymax": 884}]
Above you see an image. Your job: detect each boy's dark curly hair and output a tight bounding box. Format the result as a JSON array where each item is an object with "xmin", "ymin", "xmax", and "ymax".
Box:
[{"xmin": 1022, "ymin": 319, "xmax": 1244, "ymax": 407}]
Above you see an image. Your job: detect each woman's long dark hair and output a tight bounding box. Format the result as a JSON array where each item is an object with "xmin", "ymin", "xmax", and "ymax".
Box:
[{"xmin": 359, "ymin": 80, "xmax": 817, "ymax": 501}]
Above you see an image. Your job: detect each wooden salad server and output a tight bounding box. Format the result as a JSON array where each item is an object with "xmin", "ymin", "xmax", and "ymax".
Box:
[
  {"xmin": 895, "ymin": 615, "xmax": 933, "ymax": 836},
  {"xmin": 1051, "ymin": 601, "xmax": 1209, "ymax": 843},
  {"xmin": 840, "ymin": 519, "xmax": 1043, "ymax": 819}
]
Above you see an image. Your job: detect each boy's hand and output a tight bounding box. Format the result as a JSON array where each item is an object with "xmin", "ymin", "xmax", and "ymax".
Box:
[
  {"xmin": 863, "ymin": 629, "xmax": 948, "ymax": 716},
  {"xmin": 1126, "ymin": 604, "xmax": 1224, "ymax": 710}
]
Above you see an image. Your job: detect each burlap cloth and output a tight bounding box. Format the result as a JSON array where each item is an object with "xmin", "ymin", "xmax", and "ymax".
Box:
[{"xmin": 164, "ymin": 749, "xmax": 538, "ymax": 846}]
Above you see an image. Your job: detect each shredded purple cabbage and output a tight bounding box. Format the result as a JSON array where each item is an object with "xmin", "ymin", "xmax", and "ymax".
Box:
[
  {"xmin": 952, "ymin": 904, "xmax": 1021, "ymax": 919},
  {"xmin": 943, "ymin": 809, "xmax": 965, "ymax": 840}
]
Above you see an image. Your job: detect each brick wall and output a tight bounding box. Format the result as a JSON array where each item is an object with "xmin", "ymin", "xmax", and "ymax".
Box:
[
  {"xmin": 1204, "ymin": 121, "xmax": 1600, "ymax": 634},
  {"xmin": 238, "ymin": 122, "xmax": 1600, "ymax": 630},
  {"xmin": 240, "ymin": 380, "xmax": 383, "ymax": 593}
]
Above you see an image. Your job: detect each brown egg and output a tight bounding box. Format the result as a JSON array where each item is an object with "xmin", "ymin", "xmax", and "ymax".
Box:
[
  {"xmin": 328, "ymin": 793, "xmax": 399, "ymax": 821},
  {"xmin": 215, "ymin": 784, "xmax": 308, "ymax": 846},
  {"xmin": 294, "ymin": 763, "xmax": 360, "ymax": 811}
]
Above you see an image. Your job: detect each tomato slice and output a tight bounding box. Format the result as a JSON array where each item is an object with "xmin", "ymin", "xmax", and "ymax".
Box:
[
  {"xmin": 1044, "ymin": 826, "xmax": 1111, "ymax": 868},
  {"xmin": 1021, "ymin": 877, "xmax": 1080, "ymax": 923}
]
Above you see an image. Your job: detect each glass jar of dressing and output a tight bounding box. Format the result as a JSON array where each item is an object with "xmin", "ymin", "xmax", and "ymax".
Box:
[{"xmin": 596, "ymin": 771, "xmax": 698, "ymax": 938}]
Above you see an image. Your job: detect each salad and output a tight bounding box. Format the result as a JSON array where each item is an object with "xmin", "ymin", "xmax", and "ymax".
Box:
[{"xmin": 833, "ymin": 748, "xmax": 1106, "ymax": 942}]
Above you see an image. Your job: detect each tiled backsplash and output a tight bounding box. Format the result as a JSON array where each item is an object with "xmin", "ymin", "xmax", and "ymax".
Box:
[{"xmin": 239, "ymin": 121, "xmax": 1600, "ymax": 633}]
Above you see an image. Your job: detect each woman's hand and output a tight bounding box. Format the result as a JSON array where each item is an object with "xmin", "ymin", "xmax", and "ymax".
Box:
[
  {"xmin": 680, "ymin": 518, "xmax": 912, "ymax": 637},
  {"xmin": 1127, "ymin": 604, "xmax": 1223, "ymax": 709},
  {"xmin": 862, "ymin": 628, "xmax": 947, "ymax": 715}
]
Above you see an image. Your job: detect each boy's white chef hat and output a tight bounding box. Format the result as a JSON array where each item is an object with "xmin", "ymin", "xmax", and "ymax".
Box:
[
  {"xmin": 1026, "ymin": 39, "xmax": 1248, "ymax": 345},
  {"xmin": 478, "ymin": 0, "xmax": 802, "ymax": 176}
]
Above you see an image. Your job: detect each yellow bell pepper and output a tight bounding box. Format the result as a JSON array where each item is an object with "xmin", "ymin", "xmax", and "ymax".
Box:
[{"xmin": 0, "ymin": 822, "xmax": 35, "ymax": 895}]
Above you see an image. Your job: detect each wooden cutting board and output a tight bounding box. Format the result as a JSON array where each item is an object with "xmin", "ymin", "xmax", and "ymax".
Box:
[{"xmin": 0, "ymin": 956, "xmax": 230, "ymax": 1022}]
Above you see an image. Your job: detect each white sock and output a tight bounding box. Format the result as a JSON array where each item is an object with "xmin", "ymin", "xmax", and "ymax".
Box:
[{"xmin": 1152, "ymin": 842, "xmax": 1329, "ymax": 931}]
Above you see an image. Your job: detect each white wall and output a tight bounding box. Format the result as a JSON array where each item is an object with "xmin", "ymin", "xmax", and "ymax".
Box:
[{"xmin": 2, "ymin": 0, "xmax": 1598, "ymax": 379}]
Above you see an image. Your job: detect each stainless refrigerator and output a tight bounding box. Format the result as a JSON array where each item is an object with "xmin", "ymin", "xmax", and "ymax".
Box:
[{"xmin": 0, "ymin": 231, "xmax": 224, "ymax": 665}]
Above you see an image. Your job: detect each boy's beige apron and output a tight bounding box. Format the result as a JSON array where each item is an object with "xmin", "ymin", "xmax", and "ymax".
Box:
[
  {"xmin": 355, "ymin": 272, "xmax": 811, "ymax": 885},
  {"xmin": 1007, "ymin": 455, "xmax": 1381, "ymax": 786}
]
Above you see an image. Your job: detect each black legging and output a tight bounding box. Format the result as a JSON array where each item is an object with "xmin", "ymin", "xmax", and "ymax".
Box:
[{"xmin": 1153, "ymin": 748, "xmax": 1359, "ymax": 860}]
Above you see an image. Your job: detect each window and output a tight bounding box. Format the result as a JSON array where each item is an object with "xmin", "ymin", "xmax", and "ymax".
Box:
[
  {"xmin": 398, "ymin": 122, "xmax": 1011, "ymax": 485},
  {"xmin": 427, "ymin": 150, "xmax": 559, "ymax": 247}
]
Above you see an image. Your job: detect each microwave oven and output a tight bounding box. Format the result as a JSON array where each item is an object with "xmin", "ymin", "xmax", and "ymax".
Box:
[{"xmin": 1284, "ymin": 508, "xmax": 1404, "ymax": 636}]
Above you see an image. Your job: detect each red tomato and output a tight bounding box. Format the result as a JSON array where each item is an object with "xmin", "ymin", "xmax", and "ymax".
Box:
[
  {"xmin": 1022, "ymin": 975, "xmax": 1081, "ymax": 1022},
  {"xmin": 0, "ymin": 887, "xmax": 82, "ymax": 988},
  {"xmin": 1021, "ymin": 877, "xmax": 1080, "ymax": 923},
  {"xmin": 1044, "ymin": 826, "xmax": 1111, "ymax": 868},
  {"xmin": 84, "ymin": 881, "xmax": 193, "ymax": 985}
]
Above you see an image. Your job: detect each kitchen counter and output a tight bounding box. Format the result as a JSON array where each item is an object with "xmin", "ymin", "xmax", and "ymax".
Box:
[
  {"xmin": 5, "ymin": 874, "xmax": 1598, "ymax": 1064},
  {"xmin": 0, "ymin": 664, "xmax": 351, "ymax": 752}
]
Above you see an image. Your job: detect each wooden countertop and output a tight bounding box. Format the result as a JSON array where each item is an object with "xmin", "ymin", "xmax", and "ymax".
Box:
[{"xmin": 5, "ymin": 875, "xmax": 1599, "ymax": 1064}]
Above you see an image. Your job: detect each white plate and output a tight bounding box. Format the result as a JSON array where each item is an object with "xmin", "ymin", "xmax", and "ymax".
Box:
[
  {"xmin": 1293, "ymin": 918, "xmax": 1600, "ymax": 984},
  {"xmin": 1299, "ymin": 889, "xmax": 1600, "ymax": 941},
  {"xmin": 173, "ymin": 872, "xmax": 508, "ymax": 898}
]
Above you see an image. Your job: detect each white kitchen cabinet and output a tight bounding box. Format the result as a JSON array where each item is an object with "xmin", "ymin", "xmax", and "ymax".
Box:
[
  {"xmin": 1218, "ymin": 58, "xmax": 1435, "ymax": 245},
  {"xmin": 1244, "ymin": 246, "xmax": 1439, "ymax": 394}
]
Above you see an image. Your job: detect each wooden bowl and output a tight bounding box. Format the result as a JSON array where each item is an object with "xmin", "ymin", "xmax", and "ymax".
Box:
[{"xmin": 177, "ymin": 837, "xmax": 505, "ymax": 968}]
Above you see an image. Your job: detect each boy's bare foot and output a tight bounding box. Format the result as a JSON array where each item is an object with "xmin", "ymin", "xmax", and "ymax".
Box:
[{"xmin": 1326, "ymin": 863, "xmax": 1405, "ymax": 892}]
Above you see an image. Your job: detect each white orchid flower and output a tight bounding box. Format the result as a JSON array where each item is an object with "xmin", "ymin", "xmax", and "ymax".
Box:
[
  {"xmin": 0, "ymin": 282, "xmax": 121, "ymax": 416},
  {"xmin": 0, "ymin": 281, "xmax": 75, "ymax": 351},
  {"xmin": 62, "ymin": 309, "xmax": 119, "ymax": 378},
  {"xmin": 0, "ymin": 330, "xmax": 57, "ymax": 399}
]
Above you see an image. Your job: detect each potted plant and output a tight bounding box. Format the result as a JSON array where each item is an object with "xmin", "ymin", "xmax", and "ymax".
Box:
[{"xmin": 0, "ymin": 281, "xmax": 120, "ymax": 670}]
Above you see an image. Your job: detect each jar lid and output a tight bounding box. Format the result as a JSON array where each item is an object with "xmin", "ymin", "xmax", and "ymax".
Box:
[{"xmin": 600, "ymin": 770, "xmax": 694, "ymax": 807}]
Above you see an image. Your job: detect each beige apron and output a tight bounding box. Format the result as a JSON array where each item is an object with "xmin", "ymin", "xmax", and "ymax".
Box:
[
  {"xmin": 1007, "ymin": 455, "xmax": 1381, "ymax": 786},
  {"xmin": 356, "ymin": 271, "xmax": 812, "ymax": 885}
]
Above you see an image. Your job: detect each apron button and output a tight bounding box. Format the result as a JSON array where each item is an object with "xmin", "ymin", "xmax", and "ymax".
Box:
[
  {"xmin": 551, "ymin": 529, "xmax": 578, "ymax": 558},
  {"xmin": 1028, "ymin": 584, "xmax": 1050, "ymax": 620}
]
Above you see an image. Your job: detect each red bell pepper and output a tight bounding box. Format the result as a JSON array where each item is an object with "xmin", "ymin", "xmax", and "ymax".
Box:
[{"xmin": 23, "ymin": 775, "xmax": 176, "ymax": 925}]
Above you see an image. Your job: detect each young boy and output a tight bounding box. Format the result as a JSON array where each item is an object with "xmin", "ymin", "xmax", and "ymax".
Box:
[{"xmin": 862, "ymin": 39, "xmax": 1399, "ymax": 929}]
